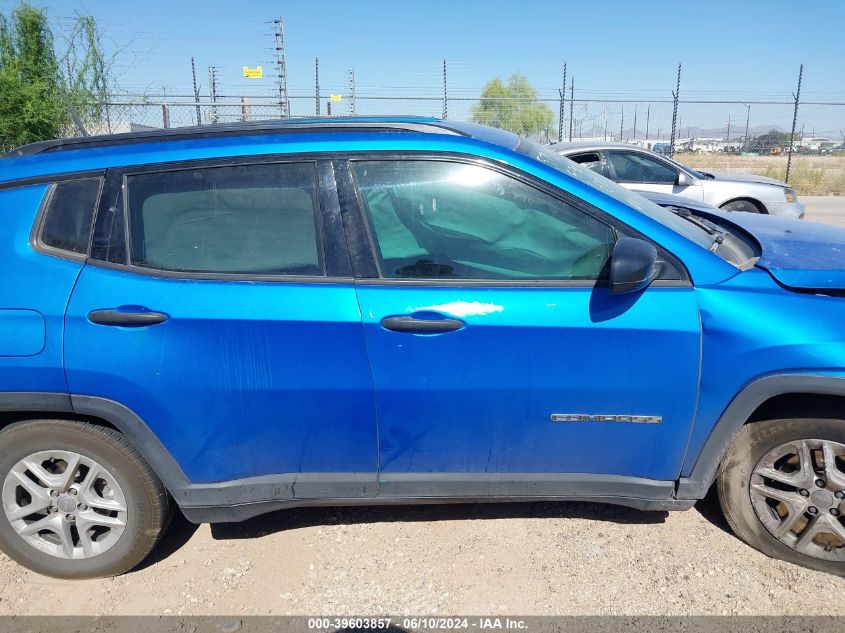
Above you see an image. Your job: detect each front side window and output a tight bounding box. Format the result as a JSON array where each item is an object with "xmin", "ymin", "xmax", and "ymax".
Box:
[
  {"xmin": 607, "ymin": 151, "xmax": 677, "ymax": 184},
  {"xmin": 39, "ymin": 178, "xmax": 102, "ymax": 255},
  {"xmin": 125, "ymin": 163, "xmax": 323, "ymax": 275},
  {"xmin": 351, "ymin": 160, "xmax": 616, "ymax": 280}
]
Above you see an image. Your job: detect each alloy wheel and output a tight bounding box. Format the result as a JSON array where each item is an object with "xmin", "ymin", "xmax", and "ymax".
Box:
[
  {"xmin": 2, "ymin": 450, "xmax": 128, "ymax": 560},
  {"xmin": 750, "ymin": 439, "xmax": 845, "ymax": 561}
]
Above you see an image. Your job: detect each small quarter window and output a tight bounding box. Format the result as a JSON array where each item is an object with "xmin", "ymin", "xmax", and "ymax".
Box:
[
  {"xmin": 39, "ymin": 178, "xmax": 101, "ymax": 255},
  {"xmin": 126, "ymin": 163, "xmax": 324, "ymax": 276}
]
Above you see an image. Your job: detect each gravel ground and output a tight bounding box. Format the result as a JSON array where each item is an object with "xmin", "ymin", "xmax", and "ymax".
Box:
[{"xmin": 1, "ymin": 195, "xmax": 844, "ymax": 617}]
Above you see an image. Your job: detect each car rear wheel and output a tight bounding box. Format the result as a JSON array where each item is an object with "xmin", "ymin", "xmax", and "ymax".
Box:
[
  {"xmin": 718, "ymin": 418, "xmax": 845, "ymax": 576},
  {"xmin": 720, "ymin": 199, "xmax": 763, "ymax": 213},
  {"xmin": 0, "ymin": 419, "xmax": 170, "ymax": 578}
]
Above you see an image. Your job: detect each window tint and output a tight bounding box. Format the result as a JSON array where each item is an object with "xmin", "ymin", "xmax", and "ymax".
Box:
[
  {"xmin": 607, "ymin": 151, "xmax": 677, "ymax": 184},
  {"xmin": 126, "ymin": 163, "xmax": 323, "ymax": 275},
  {"xmin": 39, "ymin": 178, "xmax": 101, "ymax": 255},
  {"xmin": 568, "ymin": 152, "xmax": 604, "ymax": 175},
  {"xmin": 351, "ymin": 160, "xmax": 616, "ymax": 280}
]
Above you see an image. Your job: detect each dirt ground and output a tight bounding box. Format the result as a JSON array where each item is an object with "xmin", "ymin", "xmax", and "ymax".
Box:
[{"xmin": 1, "ymin": 198, "xmax": 844, "ymax": 617}]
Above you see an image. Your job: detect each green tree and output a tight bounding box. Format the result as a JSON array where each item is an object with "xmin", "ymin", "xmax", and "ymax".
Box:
[
  {"xmin": 471, "ymin": 73, "xmax": 553, "ymax": 137},
  {"xmin": 748, "ymin": 129, "xmax": 794, "ymax": 152},
  {"xmin": 0, "ymin": 3, "xmax": 111, "ymax": 152}
]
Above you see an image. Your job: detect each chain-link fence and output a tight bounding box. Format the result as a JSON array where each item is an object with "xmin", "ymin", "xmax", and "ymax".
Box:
[{"xmin": 83, "ymin": 87, "xmax": 845, "ymax": 196}]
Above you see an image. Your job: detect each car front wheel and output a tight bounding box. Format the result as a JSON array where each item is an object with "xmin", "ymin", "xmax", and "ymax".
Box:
[
  {"xmin": 0, "ymin": 419, "xmax": 170, "ymax": 578},
  {"xmin": 720, "ymin": 199, "xmax": 763, "ymax": 213},
  {"xmin": 718, "ymin": 417, "xmax": 845, "ymax": 576}
]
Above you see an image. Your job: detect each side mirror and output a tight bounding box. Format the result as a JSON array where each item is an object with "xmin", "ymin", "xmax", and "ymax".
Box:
[
  {"xmin": 610, "ymin": 237, "xmax": 659, "ymax": 294},
  {"xmin": 676, "ymin": 171, "xmax": 696, "ymax": 187}
]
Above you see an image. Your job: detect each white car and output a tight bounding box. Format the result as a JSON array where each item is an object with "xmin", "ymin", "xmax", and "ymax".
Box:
[{"xmin": 554, "ymin": 142, "xmax": 805, "ymax": 219}]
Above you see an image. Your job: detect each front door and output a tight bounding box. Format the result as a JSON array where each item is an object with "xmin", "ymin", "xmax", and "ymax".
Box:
[
  {"xmin": 345, "ymin": 157, "xmax": 701, "ymax": 494},
  {"xmin": 64, "ymin": 159, "xmax": 378, "ymax": 496}
]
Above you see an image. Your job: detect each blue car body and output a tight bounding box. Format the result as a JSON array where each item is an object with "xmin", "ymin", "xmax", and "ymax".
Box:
[{"xmin": 1, "ymin": 117, "xmax": 844, "ymax": 522}]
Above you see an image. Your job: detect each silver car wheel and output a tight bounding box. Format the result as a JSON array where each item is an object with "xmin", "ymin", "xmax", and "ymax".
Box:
[
  {"xmin": 750, "ymin": 439, "xmax": 845, "ymax": 562},
  {"xmin": 2, "ymin": 450, "xmax": 128, "ymax": 560}
]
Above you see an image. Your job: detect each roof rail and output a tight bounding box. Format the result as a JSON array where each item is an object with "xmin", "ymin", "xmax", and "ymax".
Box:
[{"xmin": 4, "ymin": 117, "xmax": 466, "ymax": 158}]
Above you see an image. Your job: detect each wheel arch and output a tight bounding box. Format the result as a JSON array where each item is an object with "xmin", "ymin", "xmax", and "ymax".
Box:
[
  {"xmin": 0, "ymin": 392, "xmax": 189, "ymax": 499},
  {"xmin": 718, "ymin": 196, "xmax": 768, "ymax": 214},
  {"xmin": 677, "ymin": 375, "xmax": 845, "ymax": 499}
]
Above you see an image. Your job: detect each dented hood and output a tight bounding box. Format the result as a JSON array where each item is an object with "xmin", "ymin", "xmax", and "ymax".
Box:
[{"xmin": 699, "ymin": 209, "xmax": 845, "ymax": 290}]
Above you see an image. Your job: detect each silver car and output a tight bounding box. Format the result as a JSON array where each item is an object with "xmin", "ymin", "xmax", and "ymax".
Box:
[{"xmin": 554, "ymin": 141, "xmax": 805, "ymax": 219}]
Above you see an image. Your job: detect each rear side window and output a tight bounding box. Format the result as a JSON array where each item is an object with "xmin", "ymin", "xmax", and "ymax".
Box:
[
  {"xmin": 125, "ymin": 163, "xmax": 323, "ymax": 275},
  {"xmin": 38, "ymin": 178, "xmax": 102, "ymax": 256}
]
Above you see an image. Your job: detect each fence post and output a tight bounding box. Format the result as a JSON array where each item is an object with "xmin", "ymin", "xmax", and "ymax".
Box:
[
  {"xmin": 191, "ymin": 57, "xmax": 201, "ymax": 125},
  {"xmin": 161, "ymin": 104, "xmax": 170, "ymax": 128},
  {"xmin": 315, "ymin": 58, "xmax": 320, "ymax": 117},
  {"xmin": 786, "ymin": 63, "xmax": 803, "ymax": 184},
  {"xmin": 669, "ymin": 63, "xmax": 681, "ymax": 157},
  {"xmin": 241, "ymin": 97, "xmax": 251, "ymax": 121},
  {"xmin": 568, "ymin": 77, "xmax": 574, "ymax": 142},
  {"xmin": 558, "ymin": 63, "xmax": 566, "ymax": 143},
  {"xmin": 645, "ymin": 104, "xmax": 650, "ymax": 140},
  {"xmin": 442, "ymin": 59, "xmax": 448, "ymax": 120}
]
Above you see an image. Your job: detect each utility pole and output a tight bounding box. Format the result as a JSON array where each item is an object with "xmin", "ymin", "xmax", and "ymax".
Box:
[
  {"xmin": 315, "ymin": 58, "xmax": 320, "ymax": 116},
  {"xmin": 632, "ymin": 104, "xmax": 638, "ymax": 140},
  {"xmin": 568, "ymin": 77, "xmax": 574, "ymax": 142},
  {"xmin": 620, "ymin": 104, "xmax": 624, "ymax": 141},
  {"xmin": 207, "ymin": 65, "xmax": 218, "ymax": 124},
  {"xmin": 347, "ymin": 68, "xmax": 357, "ymax": 116},
  {"xmin": 191, "ymin": 57, "xmax": 202, "ymax": 125},
  {"xmin": 558, "ymin": 63, "xmax": 566, "ymax": 143},
  {"xmin": 442, "ymin": 59, "xmax": 448, "ymax": 120},
  {"xmin": 645, "ymin": 104, "xmax": 650, "ymax": 140},
  {"xmin": 743, "ymin": 104, "xmax": 751, "ymax": 150},
  {"xmin": 726, "ymin": 115, "xmax": 731, "ymax": 143},
  {"xmin": 786, "ymin": 63, "xmax": 803, "ymax": 184},
  {"xmin": 272, "ymin": 18, "xmax": 289, "ymax": 118},
  {"xmin": 669, "ymin": 62, "xmax": 681, "ymax": 157}
]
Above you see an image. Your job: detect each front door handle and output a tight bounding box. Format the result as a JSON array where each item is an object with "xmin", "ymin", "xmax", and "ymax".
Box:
[
  {"xmin": 380, "ymin": 315, "xmax": 464, "ymax": 334},
  {"xmin": 88, "ymin": 309, "xmax": 169, "ymax": 327}
]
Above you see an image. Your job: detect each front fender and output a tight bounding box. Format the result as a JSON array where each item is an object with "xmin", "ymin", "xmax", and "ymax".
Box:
[{"xmin": 676, "ymin": 373, "xmax": 845, "ymax": 499}]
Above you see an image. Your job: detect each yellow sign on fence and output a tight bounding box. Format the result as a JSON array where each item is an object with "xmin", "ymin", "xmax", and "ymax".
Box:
[
  {"xmin": 330, "ymin": 94, "xmax": 342, "ymax": 102},
  {"xmin": 242, "ymin": 66, "xmax": 263, "ymax": 79}
]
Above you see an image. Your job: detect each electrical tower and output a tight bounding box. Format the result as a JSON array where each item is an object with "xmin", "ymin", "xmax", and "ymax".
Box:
[
  {"xmin": 207, "ymin": 65, "xmax": 218, "ymax": 124},
  {"xmin": 272, "ymin": 18, "xmax": 290, "ymax": 118},
  {"xmin": 347, "ymin": 68, "xmax": 357, "ymax": 116}
]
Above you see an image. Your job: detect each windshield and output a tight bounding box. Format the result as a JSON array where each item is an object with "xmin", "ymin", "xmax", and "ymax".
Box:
[{"xmin": 516, "ymin": 140, "xmax": 714, "ymax": 250}]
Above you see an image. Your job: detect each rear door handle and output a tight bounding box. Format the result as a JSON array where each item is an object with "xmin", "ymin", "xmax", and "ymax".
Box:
[
  {"xmin": 87, "ymin": 309, "xmax": 169, "ymax": 327},
  {"xmin": 380, "ymin": 315, "xmax": 464, "ymax": 334}
]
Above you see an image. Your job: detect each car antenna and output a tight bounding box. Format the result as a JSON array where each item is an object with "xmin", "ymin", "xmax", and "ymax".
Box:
[{"xmin": 58, "ymin": 86, "xmax": 90, "ymax": 137}]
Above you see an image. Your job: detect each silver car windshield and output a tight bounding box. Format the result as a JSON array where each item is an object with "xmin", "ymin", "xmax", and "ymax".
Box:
[{"xmin": 516, "ymin": 140, "xmax": 714, "ymax": 251}]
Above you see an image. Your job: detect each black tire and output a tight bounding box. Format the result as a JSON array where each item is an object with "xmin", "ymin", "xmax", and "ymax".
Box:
[
  {"xmin": 718, "ymin": 418, "xmax": 845, "ymax": 576},
  {"xmin": 720, "ymin": 199, "xmax": 764, "ymax": 213},
  {"xmin": 0, "ymin": 419, "xmax": 170, "ymax": 578}
]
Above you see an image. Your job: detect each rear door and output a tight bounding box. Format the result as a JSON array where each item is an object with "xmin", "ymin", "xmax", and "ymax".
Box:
[{"xmin": 64, "ymin": 158, "xmax": 378, "ymax": 496}]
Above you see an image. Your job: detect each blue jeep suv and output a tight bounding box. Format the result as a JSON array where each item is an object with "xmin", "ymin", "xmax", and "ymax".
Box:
[{"xmin": 1, "ymin": 117, "xmax": 844, "ymax": 578}]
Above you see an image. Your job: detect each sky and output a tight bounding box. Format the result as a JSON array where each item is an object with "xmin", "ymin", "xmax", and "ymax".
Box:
[{"xmin": 2, "ymin": 0, "xmax": 844, "ymax": 134}]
